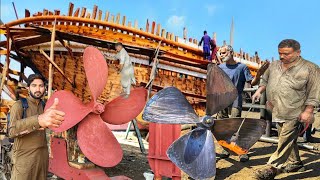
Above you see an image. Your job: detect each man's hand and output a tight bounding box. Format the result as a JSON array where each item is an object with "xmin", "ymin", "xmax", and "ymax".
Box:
[
  {"xmin": 252, "ymin": 91, "xmax": 262, "ymax": 103},
  {"xmin": 38, "ymin": 98, "xmax": 65, "ymax": 129},
  {"xmin": 299, "ymin": 108, "xmax": 315, "ymax": 124}
]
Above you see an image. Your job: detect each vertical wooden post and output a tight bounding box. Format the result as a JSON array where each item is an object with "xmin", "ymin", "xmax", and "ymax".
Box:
[
  {"xmin": 48, "ymin": 19, "xmax": 56, "ymax": 98},
  {"xmin": 134, "ymin": 20, "xmax": 138, "ymax": 29},
  {"xmin": 104, "ymin": 11, "xmax": 109, "ymax": 22},
  {"xmin": 156, "ymin": 24, "xmax": 161, "ymax": 36},
  {"xmin": 68, "ymin": 3, "xmax": 74, "ymax": 16},
  {"xmin": 0, "ymin": 27, "xmax": 12, "ymax": 98},
  {"xmin": 151, "ymin": 21, "xmax": 156, "ymax": 34},
  {"xmin": 122, "ymin": 16, "xmax": 126, "ymax": 26},
  {"xmin": 183, "ymin": 27, "xmax": 187, "ymax": 40},
  {"xmin": 98, "ymin": 10, "xmax": 102, "ymax": 20},
  {"xmin": 161, "ymin": 29, "xmax": 166, "ymax": 38},
  {"xmin": 111, "ymin": 15, "xmax": 115, "ymax": 23},
  {"xmin": 116, "ymin": 13, "xmax": 120, "ymax": 24},
  {"xmin": 145, "ymin": 19, "xmax": 149, "ymax": 33},
  {"xmin": 92, "ymin": 5, "xmax": 98, "ymax": 19}
]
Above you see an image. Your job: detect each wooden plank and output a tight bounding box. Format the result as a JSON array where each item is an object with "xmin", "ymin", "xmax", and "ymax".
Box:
[
  {"xmin": 161, "ymin": 29, "xmax": 166, "ymax": 38},
  {"xmin": 80, "ymin": 7, "xmax": 86, "ymax": 18},
  {"xmin": 175, "ymin": 36, "xmax": 178, "ymax": 42},
  {"xmin": 116, "ymin": 13, "xmax": 120, "ymax": 24},
  {"xmin": 122, "ymin": 16, "xmax": 126, "ymax": 26},
  {"xmin": 0, "ymin": 27, "xmax": 12, "ymax": 99},
  {"xmin": 48, "ymin": 19, "xmax": 56, "ymax": 98},
  {"xmin": 151, "ymin": 21, "xmax": 156, "ymax": 34},
  {"xmin": 104, "ymin": 11, "xmax": 109, "ymax": 21},
  {"xmin": 92, "ymin": 5, "xmax": 98, "ymax": 19},
  {"xmin": 74, "ymin": 8, "xmax": 80, "ymax": 17},
  {"xmin": 98, "ymin": 10, "xmax": 102, "ymax": 20},
  {"xmin": 134, "ymin": 20, "xmax": 138, "ymax": 29},
  {"xmin": 156, "ymin": 24, "xmax": 161, "ymax": 36},
  {"xmin": 68, "ymin": 2, "xmax": 74, "ymax": 16},
  {"xmin": 25, "ymin": 9, "xmax": 30, "ymax": 18},
  {"xmin": 111, "ymin": 15, "xmax": 115, "ymax": 23},
  {"xmin": 166, "ymin": 32, "xmax": 169, "ymax": 39},
  {"xmin": 145, "ymin": 19, "xmax": 149, "ymax": 33},
  {"xmin": 171, "ymin": 33, "xmax": 174, "ymax": 41},
  {"xmin": 54, "ymin": 10, "xmax": 60, "ymax": 15},
  {"xmin": 85, "ymin": 13, "xmax": 91, "ymax": 19},
  {"xmin": 0, "ymin": 49, "xmax": 7, "ymax": 55},
  {"xmin": 43, "ymin": 9, "xmax": 48, "ymax": 16}
]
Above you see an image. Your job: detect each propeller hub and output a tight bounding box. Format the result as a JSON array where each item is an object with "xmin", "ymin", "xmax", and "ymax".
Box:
[
  {"xmin": 200, "ymin": 115, "xmax": 214, "ymax": 128},
  {"xmin": 93, "ymin": 102, "xmax": 105, "ymax": 114}
]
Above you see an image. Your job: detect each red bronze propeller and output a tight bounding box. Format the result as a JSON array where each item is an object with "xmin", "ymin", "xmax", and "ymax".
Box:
[{"xmin": 45, "ymin": 47, "xmax": 147, "ymax": 167}]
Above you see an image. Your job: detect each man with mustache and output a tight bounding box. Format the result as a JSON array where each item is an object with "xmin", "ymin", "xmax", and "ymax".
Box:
[
  {"xmin": 8, "ymin": 74, "xmax": 65, "ymax": 180},
  {"xmin": 252, "ymin": 39, "xmax": 320, "ymax": 179},
  {"xmin": 216, "ymin": 45, "xmax": 269, "ymax": 162}
]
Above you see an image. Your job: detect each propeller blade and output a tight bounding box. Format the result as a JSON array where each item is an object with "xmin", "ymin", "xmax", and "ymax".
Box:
[
  {"xmin": 45, "ymin": 90, "xmax": 93, "ymax": 132},
  {"xmin": 167, "ymin": 128, "xmax": 216, "ymax": 179},
  {"xmin": 101, "ymin": 87, "xmax": 147, "ymax": 125},
  {"xmin": 77, "ymin": 114, "xmax": 123, "ymax": 167},
  {"xmin": 83, "ymin": 47, "xmax": 108, "ymax": 101},
  {"xmin": 211, "ymin": 118, "xmax": 266, "ymax": 154},
  {"xmin": 206, "ymin": 64, "xmax": 237, "ymax": 116},
  {"xmin": 143, "ymin": 86, "xmax": 199, "ymax": 124}
]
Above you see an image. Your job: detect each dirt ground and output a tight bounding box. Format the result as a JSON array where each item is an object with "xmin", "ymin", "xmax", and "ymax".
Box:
[{"xmin": 104, "ymin": 112, "xmax": 320, "ymax": 180}]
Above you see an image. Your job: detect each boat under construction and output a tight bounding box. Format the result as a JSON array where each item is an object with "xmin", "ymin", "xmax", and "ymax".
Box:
[{"xmin": 0, "ymin": 2, "xmax": 269, "ymax": 180}]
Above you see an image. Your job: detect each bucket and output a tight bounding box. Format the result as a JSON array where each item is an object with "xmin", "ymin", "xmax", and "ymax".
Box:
[{"xmin": 143, "ymin": 171, "xmax": 154, "ymax": 180}]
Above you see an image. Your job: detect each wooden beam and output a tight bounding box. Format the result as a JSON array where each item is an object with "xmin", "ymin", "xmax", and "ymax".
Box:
[
  {"xmin": 25, "ymin": 9, "xmax": 30, "ymax": 18},
  {"xmin": 48, "ymin": 19, "xmax": 56, "ymax": 98},
  {"xmin": 134, "ymin": 20, "xmax": 138, "ymax": 29},
  {"xmin": 156, "ymin": 24, "xmax": 161, "ymax": 36},
  {"xmin": 122, "ymin": 16, "xmax": 126, "ymax": 26},
  {"xmin": 151, "ymin": 21, "xmax": 156, "ymax": 34},
  {"xmin": 111, "ymin": 15, "xmax": 115, "ymax": 23},
  {"xmin": 68, "ymin": 2, "xmax": 74, "ymax": 16},
  {"xmin": 116, "ymin": 13, "xmax": 120, "ymax": 24},
  {"xmin": 74, "ymin": 8, "xmax": 80, "ymax": 17},
  {"xmin": 146, "ymin": 19, "xmax": 149, "ymax": 33},
  {"xmin": 0, "ymin": 26, "xmax": 12, "ymax": 99},
  {"xmin": 0, "ymin": 63, "xmax": 20, "ymax": 76},
  {"xmin": 92, "ymin": 5, "xmax": 98, "ymax": 19},
  {"xmin": 98, "ymin": 10, "xmax": 102, "ymax": 21},
  {"xmin": 80, "ymin": 7, "xmax": 86, "ymax": 18},
  {"xmin": 161, "ymin": 29, "xmax": 166, "ymax": 38},
  {"xmin": 104, "ymin": 11, "xmax": 109, "ymax": 22}
]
